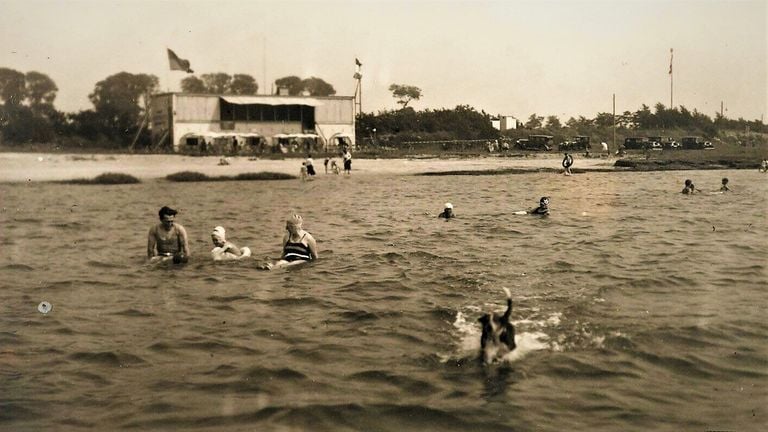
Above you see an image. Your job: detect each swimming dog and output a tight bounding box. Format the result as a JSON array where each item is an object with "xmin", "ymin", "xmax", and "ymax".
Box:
[{"xmin": 478, "ymin": 287, "xmax": 516, "ymax": 364}]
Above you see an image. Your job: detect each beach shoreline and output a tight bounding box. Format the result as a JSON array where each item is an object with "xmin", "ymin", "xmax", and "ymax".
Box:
[{"xmin": 0, "ymin": 152, "xmax": 759, "ymax": 183}]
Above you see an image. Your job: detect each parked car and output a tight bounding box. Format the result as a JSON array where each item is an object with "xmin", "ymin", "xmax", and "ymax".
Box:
[
  {"xmin": 558, "ymin": 136, "xmax": 590, "ymax": 151},
  {"xmin": 681, "ymin": 136, "xmax": 714, "ymax": 150},
  {"xmin": 623, "ymin": 137, "xmax": 648, "ymax": 150},
  {"xmin": 648, "ymin": 136, "xmax": 679, "ymax": 150},
  {"xmin": 516, "ymin": 135, "xmax": 553, "ymax": 151}
]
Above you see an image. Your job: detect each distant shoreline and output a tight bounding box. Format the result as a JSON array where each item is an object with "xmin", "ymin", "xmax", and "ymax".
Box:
[{"xmin": 0, "ymin": 151, "xmax": 761, "ymax": 183}]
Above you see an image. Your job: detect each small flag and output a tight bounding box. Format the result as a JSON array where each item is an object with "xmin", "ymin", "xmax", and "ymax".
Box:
[
  {"xmin": 355, "ymin": 58, "xmax": 362, "ymax": 67},
  {"xmin": 168, "ymin": 48, "xmax": 193, "ymax": 73},
  {"xmin": 669, "ymin": 48, "xmax": 673, "ymax": 75}
]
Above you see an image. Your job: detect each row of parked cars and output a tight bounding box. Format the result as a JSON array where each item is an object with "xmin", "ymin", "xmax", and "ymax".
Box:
[
  {"xmin": 624, "ymin": 136, "xmax": 714, "ymax": 150},
  {"xmin": 511, "ymin": 135, "xmax": 715, "ymax": 151}
]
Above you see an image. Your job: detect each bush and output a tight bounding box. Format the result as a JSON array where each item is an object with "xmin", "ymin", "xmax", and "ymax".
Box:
[
  {"xmin": 58, "ymin": 172, "xmax": 140, "ymax": 184},
  {"xmin": 165, "ymin": 171, "xmax": 297, "ymax": 182}
]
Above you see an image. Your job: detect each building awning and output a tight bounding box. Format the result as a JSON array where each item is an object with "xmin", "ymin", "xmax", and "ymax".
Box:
[
  {"xmin": 220, "ymin": 96, "xmax": 324, "ymax": 107},
  {"xmin": 185, "ymin": 132, "xmax": 264, "ymax": 139}
]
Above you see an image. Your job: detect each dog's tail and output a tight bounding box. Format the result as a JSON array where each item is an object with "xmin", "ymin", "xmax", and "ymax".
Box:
[{"xmin": 502, "ymin": 286, "xmax": 512, "ymax": 320}]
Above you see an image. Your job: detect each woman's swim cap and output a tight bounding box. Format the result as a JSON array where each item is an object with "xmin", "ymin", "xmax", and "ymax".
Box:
[
  {"xmin": 540, "ymin": 197, "xmax": 550, "ymax": 206},
  {"xmin": 444, "ymin": 203, "xmax": 453, "ymax": 209},
  {"xmin": 212, "ymin": 226, "xmax": 226, "ymax": 241},
  {"xmin": 286, "ymin": 214, "xmax": 303, "ymax": 226}
]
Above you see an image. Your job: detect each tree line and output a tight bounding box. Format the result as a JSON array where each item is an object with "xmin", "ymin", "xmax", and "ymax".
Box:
[{"xmin": 0, "ymin": 68, "xmax": 336, "ymax": 148}]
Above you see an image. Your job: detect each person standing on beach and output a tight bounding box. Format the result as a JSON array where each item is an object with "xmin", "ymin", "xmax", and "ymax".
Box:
[
  {"xmin": 305, "ymin": 154, "xmax": 316, "ymax": 176},
  {"xmin": 147, "ymin": 206, "xmax": 190, "ymax": 261},
  {"xmin": 562, "ymin": 153, "xmax": 573, "ymax": 176},
  {"xmin": 343, "ymin": 148, "xmax": 352, "ymax": 175}
]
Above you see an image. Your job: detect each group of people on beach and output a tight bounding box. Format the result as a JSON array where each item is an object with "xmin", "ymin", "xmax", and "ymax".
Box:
[
  {"xmin": 147, "ymin": 206, "xmax": 318, "ymax": 270},
  {"xmin": 301, "ymin": 149, "xmax": 352, "ymax": 180}
]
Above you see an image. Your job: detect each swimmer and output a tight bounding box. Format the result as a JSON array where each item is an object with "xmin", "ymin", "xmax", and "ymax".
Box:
[
  {"xmin": 147, "ymin": 206, "xmax": 190, "ymax": 262},
  {"xmin": 514, "ymin": 197, "xmax": 550, "ymax": 216},
  {"xmin": 261, "ymin": 214, "xmax": 318, "ymax": 270},
  {"xmin": 760, "ymin": 159, "xmax": 768, "ymax": 173},
  {"xmin": 438, "ymin": 202, "xmax": 455, "ymax": 219},
  {"xmin": 720, "ymin": 178, "xmax": 730, "ymax": 192},
  {"xmin": 682, "ymin": 179, "xmax": 697, "ymax": 194},
  {"xmin": 210, "ymin": 226, "xmax": 246, "ymax": 260},
  {"xmin": 330, "ymin": 159, "xmax": 340, "ymax": 175},
  {"xmin": 299, "ymin": 162, "xmax": 308, "ymax": 181}
]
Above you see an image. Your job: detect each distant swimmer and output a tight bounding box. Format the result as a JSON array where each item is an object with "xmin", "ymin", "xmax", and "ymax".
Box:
[
  {"xmin": 760, "ymin": 159, "xmax": 768, "ymax": 173},
  {"xmin": 330, "ymin": 159, "xmax": 340, "ymax": 175},
  {"xmin": 720, "ymin": 178, "xmax": 730, "ymax": 192},
  {"xmin": 300, "ymin": 162, "xmax": 308, "ymax": 181},
  {"xmin": 514, "ymin": 197, "xmax": 550, "ymax": 216},
  {"xmin": 562, "ymin": 153, "xmax": 574, "ymax": 176},
  {"xmin": 211, "ymin": 226, "xmax": 251, "ymax": 261},
  {"xmin": 682, "ymin": 179, "xmax": 697, "ymax": 195},
  {"xmin": 438, "ymin": 202, "xmax": 455, "ymax": 219},
  {"xmin": 261, "ymin": 213, "xmax": 318, "ymax": 270},
  {"xmin": 147, "ymin": 206, "xmax": 190, "ymax": 262}
]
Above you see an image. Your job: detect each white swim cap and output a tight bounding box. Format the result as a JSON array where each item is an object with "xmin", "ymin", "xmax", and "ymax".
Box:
[
  {"xmin": 212, "ymin": 226, "xmax": 226, "ymax": 241},
  {"xmin": 444, "ymin": 203, "xmax": 453, "ymax": 209}
]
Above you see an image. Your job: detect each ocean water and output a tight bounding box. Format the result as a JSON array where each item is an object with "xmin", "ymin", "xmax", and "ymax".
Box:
[{"xmin": 1, "ymin": 169, "xmax": 766, "ymax": 431}]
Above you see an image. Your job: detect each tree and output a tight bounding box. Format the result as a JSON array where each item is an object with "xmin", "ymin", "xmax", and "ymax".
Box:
[
  {"xmin": 593, "ymin": 112, "xmax": 614, "ymax": 128},
  {"xmin": 389, "ymin": 84, "xmax": 422, "ymax": 109},
  {"xmin": 201, "ymin": 73, "xmax": 232, "ymax": 94},
  {"xmin": 230, "ymin": 74, "xmax": 258, "ymax": 95},
  {"xmin": 0, "ymin": 68, "xmax": 27, "ymax": 106},
  {"xmin": 24, "ymin": 71, "xmax": 57, "ymax": 111},
  {"xmin": 181, "ymin": 76, "xmax": 206, "ymax": 93},
  {"xmin": 545, "ymin": 115, "xmax": 561, "ymax": 129},
  {"xmin": 301, "ymin": 77, "xmax": 335, "ymax": 96},
  {"xmin": 88, "ymin": 72, "xmax": 159, "ymax": 143},
  {"xmin": 274, "ymin": 76, "xmax": 304, "ymax": 95},
  {"xmin": 524, "ymin": 113, "xmax": 544, "ymax": 129}
]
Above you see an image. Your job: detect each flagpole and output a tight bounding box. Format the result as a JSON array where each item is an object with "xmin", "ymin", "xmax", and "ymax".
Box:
[{"xmin": 669, "ymin": 48, "xmax": 673, "ymax": 108}]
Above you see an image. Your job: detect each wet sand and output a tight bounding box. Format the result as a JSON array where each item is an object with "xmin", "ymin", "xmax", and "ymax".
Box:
[{"xmin": 0, "ymin": 152, "xmax": 616, "ymax": 182}]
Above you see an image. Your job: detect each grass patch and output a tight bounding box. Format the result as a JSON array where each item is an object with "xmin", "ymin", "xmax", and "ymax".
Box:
[
  {"xmin": 166, "ymin": 171, "xmax": 296, "ymax": 182},
  {"xmin": 57, "ymin": 172, "xmax": 141, "ymax": 185}
]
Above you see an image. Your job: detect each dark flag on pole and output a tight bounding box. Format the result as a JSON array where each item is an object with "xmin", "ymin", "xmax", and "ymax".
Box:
[
  {"xmin": 168, "ymin": 48, "xmax": 194, "ymax": 73},
  {"xmin": 354, "ymin": 57, "xmax": 362, "ymax": 78},
  {"xmin": 669, "ymin": 48, "xmax": 673, "ymax": 75}
]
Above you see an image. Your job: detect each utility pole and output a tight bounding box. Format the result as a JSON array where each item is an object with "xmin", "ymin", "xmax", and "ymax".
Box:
[
  {"xmin": 353, "ymin": 58, "xmax": 363, "ymax": 116},
  {"xmin": 262, "ymin": 36, "xmax": 267, "ymax": 95},
  {"xmin": 721, "ymin": 101, "xmax": 724, "ymax": 118}
]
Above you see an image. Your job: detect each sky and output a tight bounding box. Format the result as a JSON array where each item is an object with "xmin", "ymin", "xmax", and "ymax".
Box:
[{"xmin": 1, "ymin": 0, "xmax": 766, "ymax": 122}]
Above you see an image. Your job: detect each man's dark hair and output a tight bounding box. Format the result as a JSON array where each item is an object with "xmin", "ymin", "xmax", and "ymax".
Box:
[{"xmin": 158, "ymin": 206, "xmax": 178, "ymax": 219}]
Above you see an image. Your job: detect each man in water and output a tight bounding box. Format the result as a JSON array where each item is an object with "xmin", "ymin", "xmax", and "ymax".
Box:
[
  {"xmin": 720, "ymin": 178, "xmax": 730, "ymax": 192},
  {"xmin": 514, "ymin": 197, "xmax": 550, "ymax": 216},
  {"xmin": 147, "ymin": 206, "xmax": 190, "ymax": 261},
  {"xmin": 682, "ymin": 179, "xmax": 696, "ymax": 194},
  {"xmin": 343, "ymin": 148, "xmax": 352, "ymax": 175},
  {"xmin": 438, "ymin": 203, "xmax": 455, "ymax": 219}
]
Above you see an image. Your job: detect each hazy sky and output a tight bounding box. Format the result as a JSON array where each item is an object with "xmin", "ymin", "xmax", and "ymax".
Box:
[{"xmin": 1, "ymin": 0, "xmax": 766, "ymax": 121}]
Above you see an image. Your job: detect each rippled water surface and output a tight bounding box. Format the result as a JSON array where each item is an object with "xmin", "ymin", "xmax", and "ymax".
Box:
[{"xmin": 1, "ymin": 169, "xmax": 766, "ymax": 431}]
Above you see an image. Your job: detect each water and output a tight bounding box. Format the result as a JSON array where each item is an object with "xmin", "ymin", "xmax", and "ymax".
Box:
[{"xmin": 1, "ymin": 169, "xmax": 766, "ymax": 431}]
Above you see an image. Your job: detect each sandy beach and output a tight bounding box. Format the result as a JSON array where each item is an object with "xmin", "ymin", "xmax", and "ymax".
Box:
[{"xmin": 0, "ymin": 152, "xmax": 617, "ymax": 182}]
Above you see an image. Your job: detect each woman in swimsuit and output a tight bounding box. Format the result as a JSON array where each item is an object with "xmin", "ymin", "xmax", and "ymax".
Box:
[{"xmin": 262, "ymin": 214, "xmax": 318, "ymax": 270}]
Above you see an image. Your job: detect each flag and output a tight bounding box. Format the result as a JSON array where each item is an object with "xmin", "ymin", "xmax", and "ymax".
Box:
[
  {"xmin": 355, "ymin": 58, "xmax": 362, "ymax": 67},
  {"xmin": 168, "ymin": 48, "xmax": 193, "ymax": 73},
  {"xmin": 669, "ymin": 48, "xmax": 673, "ymax": 75}
]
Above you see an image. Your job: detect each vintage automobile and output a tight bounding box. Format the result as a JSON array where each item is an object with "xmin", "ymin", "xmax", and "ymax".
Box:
[
  {"xmin": 516, "ymin": 135, "xmax": 553, "ymax": 151},
  {"xmin": 647, "ymin": 136, "xmax": 678, "ymax": 150},
  {"xmin": 681, "ymin": 136, "xmax": 714, "ymax": 150},
  {"xmin": 558, "ymin": 136, "xmax": 590, "ymax": 151},
  {"xmin": 623, "ymin": 137, "xmax": 648, "ymax": 150}
]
